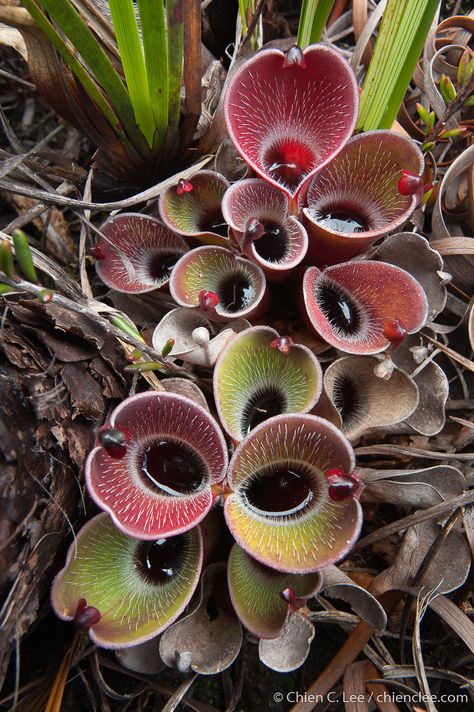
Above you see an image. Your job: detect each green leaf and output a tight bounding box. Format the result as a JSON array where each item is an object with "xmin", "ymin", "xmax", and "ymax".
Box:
[
  {"xmin": 25, "ymin": 0, "xmax": 146, "ymax": 154},
  {"xmin": 440, "ymin": 127, "xmax": 466, "ymax": 139},
  {"xmin": 238, "ymin": 0, "xmax": 251, "ymax": 34},
  {"xmin": 0, "ymin": 241, "xmax": 14, "ymax": 279},
  {"xmin": 124, "ymin": 361, "xmax": 165, "ymax": 372},
  {"xmin": 238, "ymin": 0, "xmax": 260, "ymax": 49},
  {"xmin": 297, "ymin": 0, "xmax": 336, "ymax": 49},
  {"xmin": 108, "ymin": 0, "xmax": 155, "ymax": 148},
  {"xmin": 161, "ymin": 337, "xmax": 175, "ymax": 359},
  {"xmin": 109, "ymin": 314, "xmax": 146, "ymax": 343},
  {"xmin": 166, "ymin": 1, "xmax": 184, "ymax": 147},
  {"xmin": 137, "ymin": 0, "xmax": 168, "ymax": 150},
  {"xmin": 439, "ymin": 74, "xmax": 456, "ymax": 104},
  {"xmin": 12, "ymin": 229, "xmax": 39, "ymax": 283},
  {"xmin": 357, "ymin": 0, "xmax": 440, "ymax": 131}
]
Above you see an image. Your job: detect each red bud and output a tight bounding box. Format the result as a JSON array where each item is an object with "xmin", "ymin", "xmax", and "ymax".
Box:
[
  {"xmin": 325, "ymin": 468, "xmax": 361, "ymax": 501},
  {"xmin": 90, "ymin": 245, "xmax": 106, "ymax": 260},
  {"xmin": 98, "ymin": 427, "xmax": 128, "ymax": 459},
  {"xmin": 74, "ymin": 598, "xmax": 101, "ymax": 631},
  {"xmin": 383, "ymin": 319, "xmax": 406, "ymax": 350},
  {"xmin": 270, "ymin": 336, "xmax": 293, "ymax": 355},
  {"xmin": 283, "ymin": 46, "xmax": 306, "ymax": 69},
  {"xmin": 199, "ymin": 290, "xmax": 219, "ymax": 312},
  {"xmin": 397, "ymin": 171, "xmax": 423, "ymax": 197},
  {"xmin": 279, "ymin": 587, "xmax": 306, "ymax": 611},
  {"xmin": 177, "ymin": 179, "xmax": 193, "ymax": 196}
]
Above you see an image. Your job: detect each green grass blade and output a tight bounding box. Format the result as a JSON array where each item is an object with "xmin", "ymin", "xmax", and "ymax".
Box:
[
  {"xmin": 19, "ymin": 0, "xmax": 124, "ymax": 139},
  {"xmin": 137, "ymin": 0, "xmax": 168, "ymax": 150},
  {"xmin": 166, "ymin": 0, "xmax": 184, "ymax": 146},
  {"xmin": 26, "ymin": 0, "xmax": 144, "ymax": 152},
  {"xmin": 378, "ymin": 2, "xmax": 440, "ymax": 128},
  {"xmin": 297, "ymin": 0, "xmax": 335, "ymax": 48},
  {"xmin": 357, "ymin": 0, "xmax": 440, "ymax": 131},
  {"xmin": 239, "ymin": 0, "xmax": 259, "ymax": 47},
  {"xmin": 108, "ymin": 0, "xmax": 155, "ymax": 147},
  {"xmin": 238, "ymin": 0, "xmax": 250, "ymax": 34}
]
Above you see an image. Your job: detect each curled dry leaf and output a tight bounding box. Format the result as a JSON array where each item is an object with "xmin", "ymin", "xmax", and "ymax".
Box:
[
  {"xmin": 214, "ymin": 137, "xmax": 249, "ymax": 182},
  {"xmin": 360, "ymin": 465, "xmax": 466, "ymax": 508},
  {"xmin": 371, "ymin": 232, "xmax": 448, "ymax": 323},
  {"xmin": 159, "ymin": 563, "xmax": 243, "ymax": 675},
  {"xmin": 320, "ymin": 565, "xmax": 387, "ymax": 631},
  {"xmin": 431, "ymin": 143, "xmax": 474, "ymax": 291},
  {"xmin": 115, "ymin": 636, "xmax": 166, "ymax": 675},
  {"xmin": 258, "ymin": 612, "xmax": 315, "ymax": 672},
  {"xmin": 161, "ymin": 378, "xmax": 209, "ymax": 411},
  {"xmin": 0, "ymin": 23, "xmax": 27, "ymax": 60},
  {"xmin": 429, "ymin": 595, "xmax": 474, "ymax": 656},
  {"xmin": 372, "ymin": 520, "xmax": 471, "ymax": 597},
  {"xmin": 469, "ymin": 304, "xmax": 474, "ymax": 352},
  {"xmin": 390, "ymin": 334, "xmax": 449, "ymax": 436}
]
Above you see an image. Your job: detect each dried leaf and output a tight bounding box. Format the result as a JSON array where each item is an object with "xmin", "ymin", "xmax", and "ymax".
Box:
[
  {"xmin": 390, "ymin": 334, "xmax": 449, "ymax": 436},
  {"xmin": 360, "ymin": 465, "xmax": 466, "ymax": 508},
  {"xmin": 372, "ymin": 232, "xmax": 447, "ymax": 322},
  {"xmin": 162, "ymin": 378, "xmax": 209, "ymax": 411},
  {"xmin": 258, "ymin": 612, "xmax": 315, "ymax": 673},
  {"xmin": 321, "ymin": 565, "xmax": 387, "ymax": 631},
  {"xmin": 115, "ymin": 636, "xmax": 165, "ymax": 675},
  {"xmin": 288, "ymin": 592, "xmax": 401, "ymax": 712},
  {"xmin": 372, "ymin": 520, "xmax": 471, "ymax": 596},
  {"xmin": 159, "ymin": 564, "xmax": 242, "ymax": 675}
]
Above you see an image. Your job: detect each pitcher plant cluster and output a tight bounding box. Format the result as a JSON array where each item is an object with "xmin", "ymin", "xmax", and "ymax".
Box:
[{"xmin": 52, "ymin": 44, "xmax": 449, "ymax": 673}]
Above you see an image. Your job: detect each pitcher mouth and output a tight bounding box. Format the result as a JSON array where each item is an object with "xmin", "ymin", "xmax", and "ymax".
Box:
[
  {"xmin": 216, "ymin": 270, "xmax": 256, "ymax": 314},
  {"xmin": 241, "ymin": 463, "xmax": 321, "ymax": 519},
  {"xmin": 315, "ymin": 279, "xmax": 366, "ymax": 338},
  {"xmin": 135, "ymin": 437, "xmax": 208, "ymax": 497}
]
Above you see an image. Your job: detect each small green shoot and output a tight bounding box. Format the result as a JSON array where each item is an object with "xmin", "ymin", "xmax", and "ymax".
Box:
[
  {"xmin": 161, "ymin": 338, "xmax": 175, "ymax": 360},
  {"xmin": 0, "ymin": 241, "xmax": 14, "ymax": 279},
  {"xmin": 12, "ymin": 229, "xmax": 39, "ymax": 283},
  {"xmin": 109, "ymin": 314, "xmax": 147, "ymax": 344},
  {"xmin": 124, "ymin": 361, "xmax": 166, "ymax": 373}
]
